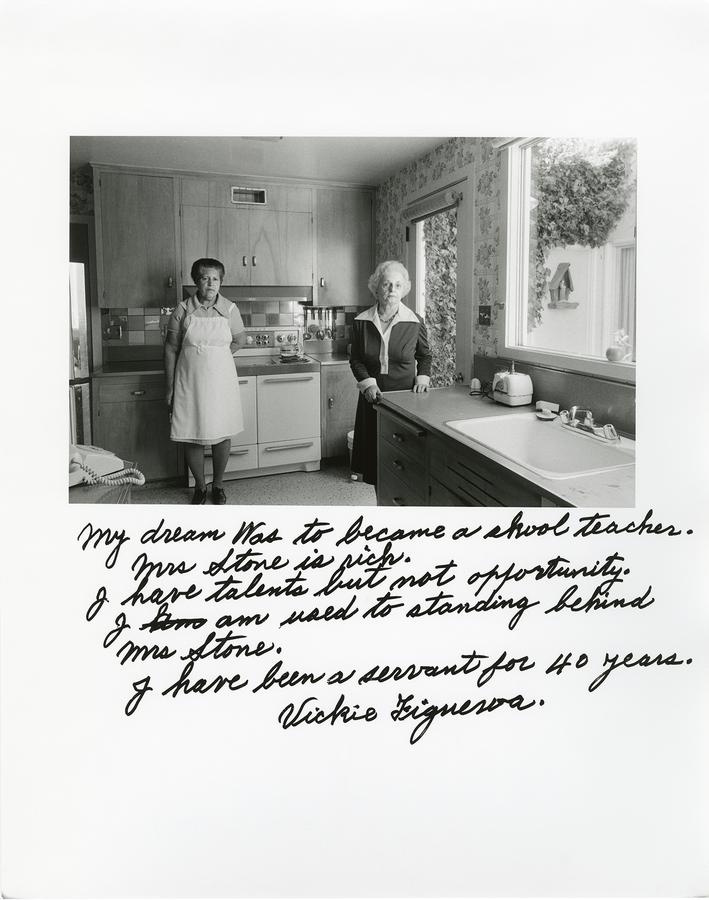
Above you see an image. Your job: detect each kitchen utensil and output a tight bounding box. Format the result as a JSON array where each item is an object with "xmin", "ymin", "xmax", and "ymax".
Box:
[{"xmin": 316, "ymin": 329, "xmax": 325, "ymax": 340}]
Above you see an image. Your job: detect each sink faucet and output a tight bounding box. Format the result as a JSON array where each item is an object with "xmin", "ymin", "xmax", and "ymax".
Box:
[{"xmin": 559, "ymin": 407, "xmax": 620, "ymax": 443}]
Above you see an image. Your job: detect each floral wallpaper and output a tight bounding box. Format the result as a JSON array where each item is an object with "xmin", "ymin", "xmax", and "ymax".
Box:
[
  {"xmin": 375, "ymin": 137, "xmax": 507, "ymax": 358},
  {"xmin": 70, "ymin": 165, "xmax": 94, "ymax": 215}
]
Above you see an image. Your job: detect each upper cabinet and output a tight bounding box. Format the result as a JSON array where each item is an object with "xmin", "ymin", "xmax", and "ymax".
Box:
[
  {"xmin": 92, "ymin": 167, "xmax": 374, "ymax": 306},
  {"xmin": 94, "ymin": 169, "xmax": 179, "ymax": 308},
  {"xmin": 314, "ymin": 187, "xmax": 374, "ymax": 306},
  {"xmin": 180, "ymin": 178, "xmax": 313, "ymax": 287}
]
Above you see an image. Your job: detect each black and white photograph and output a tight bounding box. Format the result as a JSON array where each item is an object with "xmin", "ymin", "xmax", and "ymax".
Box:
[
  {"xmin": 2, "ymin": 1, "xmax": 709, "ymax": 898},
  {"xmin": 70, "ymin": 135, "xmax": 636, "ymax": 508}
]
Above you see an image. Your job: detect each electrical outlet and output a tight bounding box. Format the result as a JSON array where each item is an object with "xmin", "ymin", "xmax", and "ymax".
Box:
[{"xmin": 478, "ymin": 305, "xmax": 491, "ymax": 325}]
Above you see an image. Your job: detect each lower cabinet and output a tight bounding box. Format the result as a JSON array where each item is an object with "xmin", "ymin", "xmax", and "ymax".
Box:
[
  {"xmin": 189, "ymin": 372, "xmax": 321, "ymax": 484},
  {"xmin": 377, "ymin": 407, "xmax": 548, "ymax": 507},
  {"xmin": 377, "ymin": 408, "xmax": 428, "ymax": 507},
  {"xmin": 92, "ymin": 374, "xmax": 178, "ymax": 481},
  {"xmin": 320, "ymin": 363, "xmax": 359, "ymax": 458}
]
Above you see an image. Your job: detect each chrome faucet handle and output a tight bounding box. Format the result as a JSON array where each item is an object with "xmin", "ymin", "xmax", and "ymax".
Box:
[
  {"xmin": 569, "ymin": 406, "xmax": 594, "ymax": 425},
  {"xmin": 559, "ymin": 409, "xmax": 570, "ymax": 424},
  {"xmin": 603, "ymin": 423, "xmax": 620, "ymax": 442}
]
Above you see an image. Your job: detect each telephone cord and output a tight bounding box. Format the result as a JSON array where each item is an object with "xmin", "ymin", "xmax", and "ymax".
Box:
[{"xmin": 78, "ymin": 463, "xmax": 146, "ymax": 486}]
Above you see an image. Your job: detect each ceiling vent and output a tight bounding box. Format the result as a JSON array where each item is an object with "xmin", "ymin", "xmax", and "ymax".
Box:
[{"xmin": 231, "ymin": 186, "xmax": 268, "ymax": 205}]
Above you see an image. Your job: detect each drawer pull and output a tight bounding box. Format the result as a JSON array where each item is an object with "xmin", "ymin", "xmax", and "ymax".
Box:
[
  {"xmin": 238, "ymin": 378, "xmax": 249, "ymax": 384},
  {"xmin": 392, "ymin": 459, "xmax": 404, "ymax": 471},
  {"xmin": 242, "ymin": 255, "xmax": 248, "ymax": 267},
  {"xmin": 130, "ymin": 390, "xmax": 146, "ymax": 396},
  {"xmin": 391, "ymin": 429, "xmax": 425, "ymax": 443},
  {"xmin": 264, "ymin": 441, "xmax": 314, "ymax": 452},
  {"xmin": 262, "ymin": 375, "xmax": 314, "ymax": 383},
  {"xmin": 229, "ymin": 448, "xmax": 250, "ymax": 456},
  {"xmin": 392, "ymin": 497, "xmax": 406, "ymax": 506}
]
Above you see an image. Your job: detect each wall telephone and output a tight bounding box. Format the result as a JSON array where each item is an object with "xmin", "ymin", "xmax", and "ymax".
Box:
[{"xmin": 69, "ymin": 444, "xmax": 145, "ymax": 487}]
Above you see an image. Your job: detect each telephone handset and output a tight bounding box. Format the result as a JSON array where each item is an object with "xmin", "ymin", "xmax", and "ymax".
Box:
[{"xmin": 69, "ymin": 444, "xmax": 145, "ymax": 487}]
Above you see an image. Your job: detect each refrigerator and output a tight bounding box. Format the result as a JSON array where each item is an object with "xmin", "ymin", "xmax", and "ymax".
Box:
[{"xmin": 69, "ymin": 260, "xmax": 92, "ymax": 445}]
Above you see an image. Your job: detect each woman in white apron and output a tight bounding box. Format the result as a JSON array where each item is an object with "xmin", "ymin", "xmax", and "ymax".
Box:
[{"xmin": 164, "ymin": 258, "xmax": 246, "ymax": 504}]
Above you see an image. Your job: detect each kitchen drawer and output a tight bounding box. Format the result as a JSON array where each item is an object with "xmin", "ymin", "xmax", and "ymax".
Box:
[
  {"xmin": 379, "ymin": 408, "xmax": 427, "ymax": 462},
  {"xmin": 378, "ymin": 466, "xmax": 426, "ymax": 507},
  {"xmin": 205, "ymin": 444, "xmax": 259, "ymax": 476},
  {"xmin": 379, "ymin": 436, "xmax": 427, "ymax": 489},
  {"xmin": 258, "ymin": 436, "xmax": 320, "ymax": 468},
  {"xmin": 190, "ymin": 444, "xmax": 259, "ymax": 484},
  {"xmin": 98, "ymin": 378, "xmax": 165, "ymax": 403},
  {"xmin": 430, "ymin": 436, "xmax": 540, "ymax": 507}
]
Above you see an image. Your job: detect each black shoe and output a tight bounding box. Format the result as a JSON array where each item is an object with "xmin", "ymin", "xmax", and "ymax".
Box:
[
  {"xmin": 191, "ymin": 487, "xmax": 207, "ymax": 505},
  {"xmin": 211, "ymin": 485, "xmax": 227, "ymax": 505}
]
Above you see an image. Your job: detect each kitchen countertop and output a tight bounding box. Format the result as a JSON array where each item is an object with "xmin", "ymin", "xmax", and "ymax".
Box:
[
  {"xmin": 378, "ymin": 385, "xmax": 635, "ymax": 508},
  {"xmin": 304, "ymin": 352, "xmax": 350, "ymax": 366},
  {"xmin": 94, "ymin": 355, "xmax": 320, "ymax": 378}
]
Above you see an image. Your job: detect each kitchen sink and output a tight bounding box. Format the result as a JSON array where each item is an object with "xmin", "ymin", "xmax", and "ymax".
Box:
[{"xmin": 444, "ymin": 411, "xmax": 635, "ymax": 480}]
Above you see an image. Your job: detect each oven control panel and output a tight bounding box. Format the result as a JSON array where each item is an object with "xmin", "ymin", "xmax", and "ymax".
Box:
[{"xmin": 245, "ymin": 328, "xmax": 300, "ymax": 348}]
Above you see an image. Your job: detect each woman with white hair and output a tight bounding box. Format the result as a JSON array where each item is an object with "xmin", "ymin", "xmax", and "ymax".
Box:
[{"xmin": 350, "ymin": 260, "xmax": 431, "ymax": 486}]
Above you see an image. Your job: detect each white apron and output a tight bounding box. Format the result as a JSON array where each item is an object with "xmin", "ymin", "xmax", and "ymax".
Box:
[{"xmin": 170, "ymin": 312, "xmax": 244, "ymax": 444}]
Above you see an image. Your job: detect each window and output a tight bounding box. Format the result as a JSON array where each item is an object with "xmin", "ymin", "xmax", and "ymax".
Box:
[{"xmin": 503, "ymin": 138, "xmax": 637, "ymax": 381}]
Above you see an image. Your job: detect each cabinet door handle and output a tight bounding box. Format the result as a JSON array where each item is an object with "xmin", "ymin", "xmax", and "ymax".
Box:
[
  {"xmin": 392, "ymin": 432, "xmax": 404, "ymax": 443},
  {"xmin": 392, "ymin": 459, "xmax": 404, "ymax": 471},
  {"xmin": 319, "ymin": 277, "xmax": 326, "ymax": 288},
  {"xmin": 392, "ymin": 497, "xmax": 405, "ymax": 506},
  {"xmin": 229, "ymin": 448, "xmax": 250, "ymax": 456},
  {"xmin": 130, "ymin": 390, "xmax": 146, "ymax": 396},
  {"xmin": 252, "ymin": 255, "xmax": 257, "ymax": 267},
  {"xmin": 167, "ymin": 276, "xmax": 174, "ymax": 288},
  {"xmin": 264, "ymin": 441, "xmax": 314, "ymax": 452},
  {"xmin": 242, "ymin": 256, "xmax": 248, "ymax": 267},
  {"xmin": 328, "ymin": 397, "xmax": 334, "ymax": 408},
  {"xmin": 238, "ymin": 379, "xmax": 249, "ymax": 384}
]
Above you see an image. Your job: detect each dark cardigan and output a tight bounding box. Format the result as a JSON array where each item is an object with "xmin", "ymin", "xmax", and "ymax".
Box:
[{"xmin": 349, "ymin": 309, "xmax": 431, "ymax": 485}]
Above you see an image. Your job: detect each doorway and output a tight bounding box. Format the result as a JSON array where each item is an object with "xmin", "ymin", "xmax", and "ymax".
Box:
[{"xmin": 413, "ymin": 207, "xmax": 458, "ymax": 387}]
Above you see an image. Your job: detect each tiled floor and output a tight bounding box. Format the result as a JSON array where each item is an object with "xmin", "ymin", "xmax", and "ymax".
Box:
[{"xmin": 131, "ymin": 459, "xmax": 376, "ymax": 506}]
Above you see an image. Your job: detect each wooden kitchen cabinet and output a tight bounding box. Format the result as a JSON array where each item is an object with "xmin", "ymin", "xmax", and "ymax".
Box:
[
  {"xmin": 314, "ymin": 187, "xmax": 374, "ymax": 306},
  {"xmin": 92, "ymin": 374, "xmax": 179, "ymax": 482},
  {"xmin": 181, "ymin": 205, "xmax": 312, "ymax": 287},
  {"xmin": 377, "ymin": 408, "xmax": 429, "ymax": 507},
  {"xmin": 320, "ymin": 363, "xmax": 359, "ymax": 458},
  {"xmin": 376, "ymin": 406, "xmax": 545, "ymax": 507},
  {"xmin": 94, "ymin": 170, "xmax": 179, "ymax": 308},
  {"xmin": 180, "ymin": 177, "xmax": 313, "ymax": 287}
]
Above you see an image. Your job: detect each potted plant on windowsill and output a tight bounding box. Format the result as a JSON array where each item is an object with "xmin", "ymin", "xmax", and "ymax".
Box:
[{"xmin": 606, "ymin": 329, "xmax": 632, "ymax": 362}]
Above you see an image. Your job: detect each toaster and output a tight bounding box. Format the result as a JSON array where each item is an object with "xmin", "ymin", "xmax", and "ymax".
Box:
[{"xmin": 492, "ymin": 362, "xmax": 533, "ymax": 406}]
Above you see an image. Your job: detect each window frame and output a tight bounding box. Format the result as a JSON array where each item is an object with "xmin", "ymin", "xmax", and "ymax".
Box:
[{"xmin": 500, "ymin": 139, "xmax": 636, "ymax": 384}]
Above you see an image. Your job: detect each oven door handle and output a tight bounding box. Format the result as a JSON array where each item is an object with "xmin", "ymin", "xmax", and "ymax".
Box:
[
  {"xmin": 263, "ymin": 441, "xmax": 314, "ymax": 452},
  {"xmin": 261, "ymin": 375, "xmax": 315, "ymax": 383}
]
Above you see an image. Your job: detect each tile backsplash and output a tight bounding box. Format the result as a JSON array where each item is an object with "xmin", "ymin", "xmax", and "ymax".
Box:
[{"xmin": 101, "ymin": 302, "xmax": 360, "ymax": 356}]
